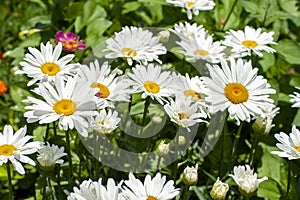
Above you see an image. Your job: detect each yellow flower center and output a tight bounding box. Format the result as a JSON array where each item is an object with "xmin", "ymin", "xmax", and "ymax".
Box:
[
  {"xmin": 187, "ymin": 1, "xmax": 195, "ymax": 8},
  {"xmin": 184, "ymin": 89, "xmax": 201, "ymax": 100},
  {"xmin": 144, "ymin": 81, "xmax": 160, "ymax": 94},
  {"xmin": 147, "ymin": 196, "xmax": 158, "ymax": 200},
  {"xmin": 224, "ymin": 83, "xmax": 249, "ymax": 104},
  {"xmin": 121, "ymin": 48, "xmax": 137, "ymax": 57},
  {"xmin": 178, "ymin": 112, "xmax": 189, "ymax": 120},
  {"xmin": 194, "ymin": 49, "xmax": 209, "ymax": 57},
  {"xmin": 91, "ymin": 82, "xmax": 110, "ymax": 98},
  {"xmin": 64, "ymin": 39, "xmax": 78, "ymax": 50},
  {"xmin": 242, "ymin": 40, "xmax": 258, "ymax": 48},
  {"xmin": 41, "ymin": 62, "xmax": 60, "ymax": 76},
  {"xmin": 0, "ymin": 144, "xmax": 17, "ymax": 156},
  {"xmin": 53, "ymin": 99, "xmax": 77, "ymax": 116},
  {"xmin": 296, "ymin": 146, "xmax": 300, "ymax": 152}
]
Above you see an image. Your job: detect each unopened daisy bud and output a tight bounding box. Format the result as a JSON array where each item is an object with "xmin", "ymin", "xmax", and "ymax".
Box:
[
  {"xmin": 116, "ymin": 68, "xmax": 123, "ymax": 75},
  {"xmin": 152, "ymin": 115, "xmax": 163, "ymax": 124},
  {"xmin": 37, "ymin": 143, "xmax": 66, "ymax": 171},
  {"xmin": 252, "ymin": 107, "xmax": 279, "ymax": 135},
  {"xmin": 210, "ymin": 177, "xmax": 229, "ymax": 200},
  {"xmin": 158, "ymin": 30, "xmax": 170, "ymax": 43},
  {"xmin": 183, "ymin": 164, "xmax": 198, "ymax": 185},
  {"xmin": 178, "ymin": 135, "xmax": 186, "ymax": 146},
  {"xmin": 156, "ymin": 140, "xmax": 169, "ymax": 156}
]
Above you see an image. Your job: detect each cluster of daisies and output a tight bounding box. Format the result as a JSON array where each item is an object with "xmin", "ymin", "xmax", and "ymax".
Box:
[{"xmin": 2, "ymin": 1, "xmax": 300, "ymax": 198}]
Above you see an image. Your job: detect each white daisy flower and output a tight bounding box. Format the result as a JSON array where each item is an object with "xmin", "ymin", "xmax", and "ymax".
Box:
[
  {"xmin": 166, "ymin": 0, "xmax": 215, "ymax": 20},
  {"xmin": 0, "ymin": 125, "xmax": 41, "ymax": 175},
  {"xmin": 164, "ymin": 95, "xmax": 208, "ymax": 132},
  {"xmin": 127, "ymin": 63, "xmax": 174, "ymax": 105},
  {"xmin": 37, "ymin": 142, "xmax": 66, "ymax": 171},
  {"xmin": 203, "ymin": 58, "xmax": 276, "ymax": 125},
  {"xmin": 289, "ymin": 87, "xmax": 300, "ymax": 108},
  {"xmin": 23, "ymin": 75, "xmax": 98, "ymax": 137},
  {"xmin": 229, "ymin": 164, "xmax": 268, "ymax": 195},
  {"xmin": 104, "ymin": 26, "xmax": 167, "ymax": 66},
  {"xmin": 171, "ymin": 22, "xmax": 207, "ymax": 41},
  {"xmin": 177, "ymin": 33, "xmax": 226, "ymax": 63},
  {"xmin": 122, "ymin": 172, "xmax": 180, "ymax": 200},
  {"xmin": 68, "ymin": 178, "xmax": 124, "ymax": 200},
  {"xmin": 16, "ymin": 42, "xmax": 78, "ymax": 86},
  {"xmin": 77, "ymin": 60, "xmax": 131, "ymax": 108},
  {"xmin": 171, "ymin": 73, "xmax": 210, "ymax": 113},
  {"xmin": 223, "ymin": 26, "xmax": 277, "ymax": 57},
  {"xmin": 271, "ymin": 125, "xmax": 300, "ymax": 160},
  {"xmin": 90, "ymin": 109, "xmax": 121, "ymax": 134}
]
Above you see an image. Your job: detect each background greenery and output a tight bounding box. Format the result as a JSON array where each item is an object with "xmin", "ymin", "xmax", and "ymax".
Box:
[{"xmin": 1, "ymin": 0, "xmax": 300, "ymax": 199}]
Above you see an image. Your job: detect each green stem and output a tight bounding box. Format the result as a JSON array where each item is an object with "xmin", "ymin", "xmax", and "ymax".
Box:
[
  {"xmin": 232, "ymin": 122, "xmax": 244, "ymax": 162},
  {"xmin": 221, "ymin": 0, "xmax": 239, "ymax": 31},
  {"xmin": 65, "ymin": 130, "xmax": 73, "ymax": 190},
  {"xmin": 181, "ymin": 185, "xmax": 189, "ymax": 200},
  {"xmin": 6, "ymin": 163, "xmax": 13, "ymax": 200},
  {"xmin": 42, "ymin": 171, "xmax": 47, "ymax": 200},
  {"xmin": 249, "ymin": 135, "xmax": 259, "ymax": 167},
  {"xmin": 44, "ymin": 124, "xmax": 50, "ymax": 142},
  {"xmin": 156, "ymin": 156, "xmax": 162, "ymax": 171},
  {"xmin": 53, "ymin": 122, "xmax": 57, "ymax": 136},
  {"xmin": 56, "ymin": 165, "xmax": 63, "ymax": 200},
  {"xmin": 285, "ymin": 162, "xmax": 291, "ymax": 200},
  {"xmin": 142, "ymin": 97, "xmax": 151, "ymax": 126}
]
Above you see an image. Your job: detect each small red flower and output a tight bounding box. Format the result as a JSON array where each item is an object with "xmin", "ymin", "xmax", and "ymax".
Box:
[
  {"xmin": 54, "ymin": 30, "xmax": 86, "ymax": 52},
  {"xmin": 0, "ymin": 80, "xmax": 8, "ymax": 95}
]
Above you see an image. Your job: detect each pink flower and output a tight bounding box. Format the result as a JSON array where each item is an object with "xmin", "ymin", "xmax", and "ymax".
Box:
[{"xmin": 54, "ymin": 30, "xmax": 86, "ymax": 52}]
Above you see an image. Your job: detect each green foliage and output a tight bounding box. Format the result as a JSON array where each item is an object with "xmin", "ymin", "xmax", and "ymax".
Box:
[{"xmin": 1, "ymin": 0, "xmax": 300, "ymax": 199}]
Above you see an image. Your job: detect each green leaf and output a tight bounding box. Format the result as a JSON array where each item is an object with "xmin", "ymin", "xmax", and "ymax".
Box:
[
  {"xmin": 259, "ymin": 52, "xmax": 275, "ymax": 72},
  {"xmin": 138, "ymin": 0, "xmax": 169, "ymax": 5},
  {"xmin": 292, "ymin": 109, "xmax": 300, "ymax": 127},
  {"xmin": 122, "ymin": 2, "xmax": 141, "ymax": 14},
  {"xmin": 257, "ymin": 179, "xmax": 282, "ymax": 200},
  {"xmin": 275, "ymin": 39, "xmax": 300, "ymax": 65},
  {"xmin": 9, "ymin": 85, "xmax": 32, "ymax": 104},
  {"xmin": 240, "ymin": 0, "xmax": 259, "ymax": 14}
]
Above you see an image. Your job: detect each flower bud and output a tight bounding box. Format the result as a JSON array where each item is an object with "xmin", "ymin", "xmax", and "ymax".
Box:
[
  {"xmin": 210, "ymin": 177, "xmax": 229, "ymax": 200},
  {"xmin": 158, "ymin": 30, "xmax": 170, "ymax": 43},
  {"xmin": 183, "ymin": 164, "xmax": 198, "ymax": 185},
  {"xmin": 156, "ymin": 140, "xmax": 169, "ymax": 156},
  {"xmin": 178, "ymin": 135, "xmax": 186, "ymax": 146}
]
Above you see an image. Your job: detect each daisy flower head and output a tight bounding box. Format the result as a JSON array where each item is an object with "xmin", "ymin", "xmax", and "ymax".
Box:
[
  {"xmin": 68, "ymin": 178, "xmax": 124, "ymax": 200},
  {"xmin": 37, "ymin": 142, "xmax": 67, "ymax": 171},
  {"xmin": 223, "ymin": 26, "xmax": 277, "ymax": 57},
  {"xmin": 0, "ymin": 125, "xmax": 41, "ymax": 175},
  {"xmin": 177, "ymin": 33, "xmax": 226, "ymax": 63},
  {"xmin": 16, "ymin": 41, "xmax": 78, "ymax": 86},
  {"xmin": 171, "ymin": 73, "xmax": 210, "ymax": 112},
  {"xmin": 122, "ymin": 172, "xmax": 180, "ymax": 200},
  {"xmin": 166, "ymin": 0, "xmax": 215, "ymax": 20},
  {"xmin": 171, "ymin": 22, "xmax": 207, "ymax": 41},
  {"xmin": 23, "ymin": 75, "xmax": 98, "ymax": 137},
  {"xmin": 54, "ymin": 30, "xmax": 86, "ymax": 52},
  {"xmin": 271, "ymin": 125, "xmax": 300, "ymax": 160},
  {"xmin": 104, "ymin": 26, "xmax": 167, "ymax": 66},
  {"xmin": 229, "ymin": 164, "xmax": 268, "ymax": 195},
  {"xmin": 77, "ymin": 60, "xmax": 132, "ymax": 108},
  {"xmin": 203, "ymin": 58, "xmax": 276, "ymax": 125},
  {"xmin": 127, "ymin": 63, "xmax": 174, "ymax": 105},
  {"xmin": 90, "ymin": 109, "xmax": 121, "ymax": 134},
  {"xmin": 164, "ymin": 95, "xmax": 208, "ymax": 132},
  {"xmin": 289, "ymin": 87, "xmax": 300, "ymax": 108}
]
